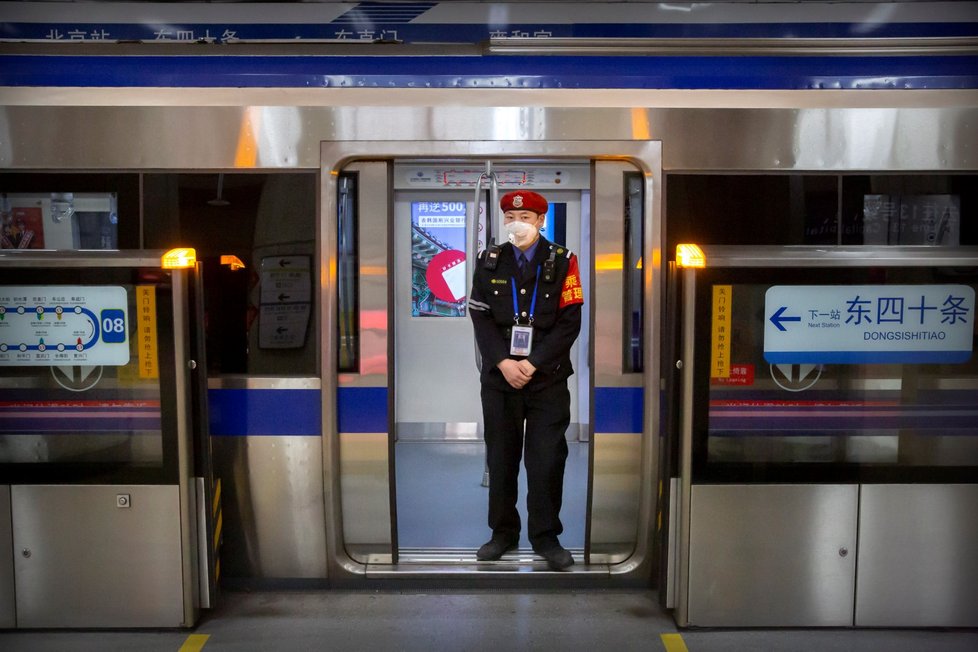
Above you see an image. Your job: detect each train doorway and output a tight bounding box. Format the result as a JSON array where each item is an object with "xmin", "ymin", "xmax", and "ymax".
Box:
[
  {"xmin": 324, "ymin": 141, "xmax": 662, "ymax": 580},
  {"xmin": 391, "ymin": 163, "xmax": 589, "ymax": 557}
]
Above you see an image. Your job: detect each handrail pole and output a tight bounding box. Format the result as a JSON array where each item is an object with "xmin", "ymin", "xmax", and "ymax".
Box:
[{"xmin": 470, "ymin": 165, "xmax": 488, "ymax": 372}]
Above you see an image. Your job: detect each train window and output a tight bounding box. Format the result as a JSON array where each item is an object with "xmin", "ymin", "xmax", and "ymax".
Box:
[
  {"xmin": 623, "ymin": 172, "xmax": 644, "ymax": 372},
  {"xmin": 841, "ymin": 174, "xmax": 977, "ymax": 246},
  {"xmin": 143, "ymin": 173, "xmax": 318, "ymax": 375},
  {"xmin": 337, "ymin": 173, "xmax": 359, "ymax": 372},
  {"xmin": 0, "ymin": 173, "xmax": 140, "ymax": 249},
  {"xmin": 0, "ymin": 193, "xmax": 118, "ymax": 250},
  {"xmin": 1, "ymin": 172, "xmax": 319, "ymax": 375},
  {"xmin": 0, "ymin": 267, "xmax": 180, "ymax": 485},
  {"xmin": 667, "ymin": 173, "xmax": 978, "ymax": 250},
  {"xmin": 692, "ymin": 266, "xmax": 978, "ymax": 484},
  {"xmin": 666, "ymin": 174, "xmax": 838, "ymax": 249}
]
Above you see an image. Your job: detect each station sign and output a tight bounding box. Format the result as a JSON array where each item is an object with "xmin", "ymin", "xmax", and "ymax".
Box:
[
  {"xmin": 259, "ymin": 255, "xmax": 311, "ymax": 304},
  {"xmin": 764, "ymin": 285, "xmax": 975, "ymax": 364},
  {"xmin": 0, "ymin": 285, "xmax": 130, "ymax": 366},
  {"xmin": 259, "ymin": 255, "xmax": 311, "ymax": 349},
  {"xmin": 3, "ymin": 2, "xmax": 973, "ymax": 44}
]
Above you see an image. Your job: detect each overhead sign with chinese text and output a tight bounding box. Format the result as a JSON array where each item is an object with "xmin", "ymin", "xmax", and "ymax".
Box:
[
  {"xmin": 764, "ymin": 285, "xmax": 974, "ymax": 364},
  {"xmin": 3, "ymin": 2, "xmax": 974, "ymax": 44}
]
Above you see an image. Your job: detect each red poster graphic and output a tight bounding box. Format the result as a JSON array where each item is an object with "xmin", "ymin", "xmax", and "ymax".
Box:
[
  {"xmin": 425, "ymin": 249, "xmax": 467, "ymax": 302},
  {"xmin": 1, "ymin": 207, "xmax": 45, "ymax": 249}
]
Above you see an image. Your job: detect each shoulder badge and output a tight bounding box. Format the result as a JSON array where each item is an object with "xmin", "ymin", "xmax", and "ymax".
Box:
[{"xmin": 551, "ymin": 244, "xmax": 573, "ymax": 258}]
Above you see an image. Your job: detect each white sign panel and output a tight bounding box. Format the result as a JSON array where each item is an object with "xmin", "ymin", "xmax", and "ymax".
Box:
[
  {"xmin": 764, "ymin": 284, "xmax": 974, "ymax": 364},
  {"xmin": 0, "ymin": 285, "xmax": 130, "ymax": 366},
  {"xmin": 258, "ymin": 255, "xmax": 311, "ymax": 349},
  {"xmin": 260, "ymin": 256, "xmax": 311, "ymax": 304},
  {"xmin": 258, "ymin": 303, "xmax": 310, "ymax": 349}
]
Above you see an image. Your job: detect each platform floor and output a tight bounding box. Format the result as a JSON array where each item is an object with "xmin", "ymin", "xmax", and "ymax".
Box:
[{"xmin": 2, "ymin": 589, "xmax": 976, "ymax": 652}]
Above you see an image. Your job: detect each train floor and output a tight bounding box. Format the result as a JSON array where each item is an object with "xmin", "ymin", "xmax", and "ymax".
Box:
[
  {"xmin": 1, "ymin": 589, "xmax": 976, "ymax": 651},
  {"xmin": 395, "ymin": 439, "xmax": 588, "ymax": 550}
]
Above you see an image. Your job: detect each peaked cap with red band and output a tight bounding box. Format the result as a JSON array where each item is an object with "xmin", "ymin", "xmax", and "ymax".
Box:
[{"xmin": 500, "ymin": 190, "xmax": 548, "ymax": 215}]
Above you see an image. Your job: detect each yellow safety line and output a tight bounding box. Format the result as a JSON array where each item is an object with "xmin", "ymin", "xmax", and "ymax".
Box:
[
  {"xmin": 661, "ymin": 632, "xmax": 689, "ymax": 652},
  {"xmin": 179, "ymin": 633, "xmax": 210, "ymax": 652},
  {"xmin": 213, "ymin": 509, "xmax": 223, "ymax": 551},
  {"xmin": 212, "ymin": 478, "xmax": 221, "ymax": 516}
]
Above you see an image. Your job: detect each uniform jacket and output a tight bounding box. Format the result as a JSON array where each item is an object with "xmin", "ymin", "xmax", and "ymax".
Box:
[{"xmin": 469, "ymin": 236, "xmax": 583, "ymax": 391}]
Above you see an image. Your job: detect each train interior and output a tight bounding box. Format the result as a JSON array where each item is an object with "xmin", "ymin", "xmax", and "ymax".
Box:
[{"xmin": 390, "ymin": 161, "xmax": 591, "ymax": 556}]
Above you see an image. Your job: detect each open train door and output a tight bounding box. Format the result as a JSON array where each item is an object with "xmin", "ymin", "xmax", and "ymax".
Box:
[{"xmin": 321, "ymin": 140, "xmax": 663, "ymax": 584}]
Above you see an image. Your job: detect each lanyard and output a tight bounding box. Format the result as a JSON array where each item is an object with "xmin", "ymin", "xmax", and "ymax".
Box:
[{"xmin": 511, "ymin": 265, "xmax": 541, "ymax": 324}]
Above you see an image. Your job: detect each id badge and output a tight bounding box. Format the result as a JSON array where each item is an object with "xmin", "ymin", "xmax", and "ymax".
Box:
[{"xmin": 510, "ymin": 325, "xmax": 533, "ymax": 357}]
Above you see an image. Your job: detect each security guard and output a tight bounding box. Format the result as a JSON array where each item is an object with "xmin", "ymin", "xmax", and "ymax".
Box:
[{"xmin": 468, "ymin": 190, "xmax": 583, "ymax": 571}]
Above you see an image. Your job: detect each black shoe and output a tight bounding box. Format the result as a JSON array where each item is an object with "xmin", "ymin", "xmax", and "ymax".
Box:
[
  {"xmin": 535, "ymin": 544, "xmax": 574, "ymax": 571},
  {"xmin": 476, "ymin": 537, "xmax": 518, "ymax": 561}
]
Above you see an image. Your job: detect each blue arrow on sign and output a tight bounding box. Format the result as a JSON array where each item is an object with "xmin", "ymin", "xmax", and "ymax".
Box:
[{"xmin": 770, "ymin": 306, "xmax": 801, "ymax": 332}]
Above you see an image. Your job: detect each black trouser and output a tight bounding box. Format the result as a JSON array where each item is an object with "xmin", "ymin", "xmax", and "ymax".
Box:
[{"xmin": 481, "ymin": 380, "xmax": 570, "ymax": 550}]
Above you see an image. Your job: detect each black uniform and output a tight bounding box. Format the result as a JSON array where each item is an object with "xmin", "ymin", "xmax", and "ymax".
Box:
[{"xmin": 468, "ymin": 236, "xmax": 583, "ymax": 550}]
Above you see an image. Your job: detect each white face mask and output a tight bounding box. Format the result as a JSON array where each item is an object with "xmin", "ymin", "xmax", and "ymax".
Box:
[{"xmin": 505, "ymin": 221, "xmax": 538, "ymax": 248}]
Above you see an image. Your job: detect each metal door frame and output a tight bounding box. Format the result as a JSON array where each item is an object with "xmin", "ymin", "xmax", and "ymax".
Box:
[{"xmin": 322, "ymin": 140, "xmax": 662, "ymax": 582}]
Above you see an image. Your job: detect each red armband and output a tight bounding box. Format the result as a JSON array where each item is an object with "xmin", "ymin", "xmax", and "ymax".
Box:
[{"xmin": 558, "ymin": 254, "xmax": 584, "ymax": 309}]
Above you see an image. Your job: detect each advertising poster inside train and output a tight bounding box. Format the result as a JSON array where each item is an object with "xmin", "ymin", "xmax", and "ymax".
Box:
[
  {"xmin": 411, "ymin": 200, "xmax": 467, "ymax": 318},
  {"xmin": 1, "ymin": 206, "xmax": 45, "ymax": 249}
]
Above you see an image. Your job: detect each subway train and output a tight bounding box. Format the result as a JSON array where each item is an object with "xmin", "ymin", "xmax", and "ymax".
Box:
[{"xmin": 0, "ymin": 0, "xmax": 977, "ymax": 630}]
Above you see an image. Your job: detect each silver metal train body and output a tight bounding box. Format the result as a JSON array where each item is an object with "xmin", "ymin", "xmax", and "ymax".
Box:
[{"xmin": 1, "ymin": 1, "xmax": 976, "ymax": 601}]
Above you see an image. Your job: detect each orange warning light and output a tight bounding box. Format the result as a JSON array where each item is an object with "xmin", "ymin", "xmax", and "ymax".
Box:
[
  {"xmin": 221, "ymin": 255, "xmax": 246, "ymax": 271},
  {"xmin": 676, "ymin": 244, "xmax": 706, "ymax": 269},
  {"xmin": 162, "ymin": 248, "xmax": 197, "ymax": 269}
]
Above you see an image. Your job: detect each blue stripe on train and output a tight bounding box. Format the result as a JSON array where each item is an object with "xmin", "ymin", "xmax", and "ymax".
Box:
[
  {"xmin": 208, "ymin": 386, "xmax": 383, "ymax": 436},
  {"xmin": 594, "ymin": 386, "xmax": 643, "ymax": 434},
  {"xmin": 338, "ymin": 386, "xmax": 641, "ymax": 434},
  {"xmin": 207, "ymin": 385, "xmax": 641, "ymax": 435},
  {"xmin": 711, "ymin": 415, "xmax": 978, "ymax": 433},
  {"xmin": 764, "ymin": 350, "xmax": 974, "ymax": 364},
  {"xmin": 337, "ymin": 386, "xmax": 388, "ymax": 433},
  {"xmin": 709, "ymin": 389, "xmax": 978, "ymax": 403},
  {"xmin": 208, "ymin": 388, "xmax": 321, "ymax": 436},
  {"xmin": 0, "ymin": 417, "xmax": 161, "ymax": 432},
  {"xmin": 709, "ymin": 390, "xmax": 978, "ymax": 435},
  {"xmin": 1, "ymin": 54, "xmax": 976, "ymax": 90}
]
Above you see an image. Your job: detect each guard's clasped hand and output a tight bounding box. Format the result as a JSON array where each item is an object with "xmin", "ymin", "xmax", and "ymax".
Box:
[{"xmin": 497, "ymin": 358, "xmax": 535, "ymax": 389}]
